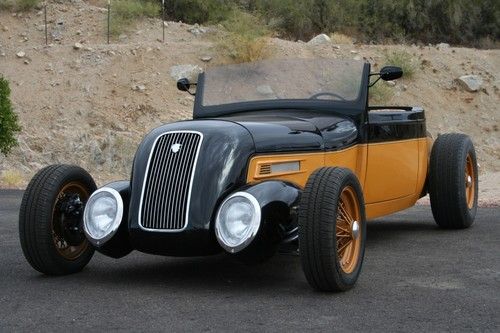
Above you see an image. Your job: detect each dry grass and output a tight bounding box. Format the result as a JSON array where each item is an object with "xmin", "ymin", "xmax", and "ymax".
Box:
[
  {"xmin": 369, "ymin": 83, "xmax": 394, "ymax": 105},
  {"xmin": 384, "ymin": 50, "xmax": 417, "ymax": 79},
  {"xmin": 215, "ymin": 10, "xmax": 271, "ymax": 64},
  {"xmin": 330, "ymin": 32, "xmax": 353, "ymax": 44},
  {"xmin": 0, "ymin": 0, "xmax": 39, "ymax": 11},
  {"xmin": 109, "ymin": 0, "xmax": 160, "ymax": 36},
  {"xmin": 0, "ymin": 169, "xmax": 24, "ymax": 188}
]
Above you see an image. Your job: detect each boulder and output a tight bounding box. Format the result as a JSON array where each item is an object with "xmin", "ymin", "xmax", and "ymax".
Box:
[
  {"xmin": 436, "ymin": 43, "xmax": 450, "ymax": 49},
  {"xmin": 170, "ymin": 64, "xmax": 203, "ymax": 81},
  {"xmin": 307, "ymin": 33, "xmax": 331, "ymax": 45},
  {"xmin": 456, "ymin": 75, "xmax": 483, "ymax": 92}
]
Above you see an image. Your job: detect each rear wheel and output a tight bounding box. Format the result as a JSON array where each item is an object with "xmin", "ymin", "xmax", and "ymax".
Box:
[
  {"xmin": 19, "ymin": 165, "xmax": 96, "ymax": 275},
  {"xmin": 299, "ymin": 167, "xmax": 366, "ymax": 292},
  {"xmin": 429, "ymin": 133, "xmax": 478, "ymax": 228}
]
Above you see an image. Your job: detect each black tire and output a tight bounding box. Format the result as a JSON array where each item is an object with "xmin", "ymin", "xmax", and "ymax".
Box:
[
  {"xmin": 19, "ymin": 164, "xmax": 96, "ymax": 275},
  {"xmin": 429, "ymin": 133, "xmax": 478, "ymax": 228},
  {"xmin": 299, "ymin": 167, "xmax": 366, "ymax": 292}
]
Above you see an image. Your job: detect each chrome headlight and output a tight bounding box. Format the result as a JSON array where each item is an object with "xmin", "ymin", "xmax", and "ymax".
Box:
[
  {"xmin": 215, "ymin": 192, "xmax": 261, "ymax": 253},
  {"xmin": 83, "ymin": 187, "xmax": 123, "ymax": 246}
]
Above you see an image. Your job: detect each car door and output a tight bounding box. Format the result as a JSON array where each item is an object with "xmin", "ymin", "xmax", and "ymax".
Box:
[{"xmin": 364, "ymin": 108, "xmax": 425, "ymax": 204}]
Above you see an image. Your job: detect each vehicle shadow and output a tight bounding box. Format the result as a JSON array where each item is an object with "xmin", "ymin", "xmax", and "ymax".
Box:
[
  {"xmin": 51, "ymin": 222, "xmax": 444, "ymax": 293},
  {"xmin": 51, "ymin": 252, "xmax": 312, "ymax": 294}
]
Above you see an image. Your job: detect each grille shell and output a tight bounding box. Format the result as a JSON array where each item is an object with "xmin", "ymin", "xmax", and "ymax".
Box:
[{"xmin": 138, "ymin": 131, "xmax": 203, "ymax": 231}]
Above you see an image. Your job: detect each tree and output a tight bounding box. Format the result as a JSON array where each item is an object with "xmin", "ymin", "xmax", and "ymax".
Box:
[{"xmin": 0, "ymin": 76, "xmax": 21, "ymax": 156}]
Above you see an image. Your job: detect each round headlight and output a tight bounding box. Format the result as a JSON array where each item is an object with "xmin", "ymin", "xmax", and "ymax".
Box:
[
  {"xmin": 83, "ymin": 188, "xmax": 123, "ymax": 246},
  {"xmin": 215, "ymin": 192, "xmax": 261, "ymax": 253}
]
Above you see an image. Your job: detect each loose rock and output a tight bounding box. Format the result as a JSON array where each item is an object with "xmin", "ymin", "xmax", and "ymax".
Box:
[
  {"xmin": 200, "ymin": 56, "xmax": 212, "ymax": 62},
  {"xmin": 256, "ymin": 85, "xmax": 275, "ymax": 96},
  {"xmin": 188, "ymin": 24, "xmax": 208, "ymax": 36},
  {"xmin": 307, "ymin": 33, "xmax": 331, "ymax": 45},
  {"xmin": 73, "ymin": 42, "xmax": 83, "ymax": 50},
  {"xmin": 456, "ymin": 75, "xmax": 483, "ymax": 92},
  {"xmin": 436, "ymin": 43, "xmax": 450, "ymax": 49},
  {"xmin": 170, "ymin": 64, "xmax": 203, "ymax": 81},
  {"xmin": 16, "ymin": 51, "xmax": 25, "ymax": 58},
  {"xmin": 132, "ymin": 84, "xmax": 146, "ymax": 92}
]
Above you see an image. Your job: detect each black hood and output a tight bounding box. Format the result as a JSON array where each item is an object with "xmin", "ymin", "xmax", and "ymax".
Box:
[{"xmin": 216, "ymin": 110, "xmax": 358, "ymax": 152}]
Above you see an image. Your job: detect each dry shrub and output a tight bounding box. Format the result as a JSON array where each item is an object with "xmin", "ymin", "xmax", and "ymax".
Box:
[
  {"xmin": 384, "ymin": 50, "xmax": 417, "ymax": 79},
  {"xmin": 1, "ymin": 169, "xmax": 24, "ymax": 188},
  {"xmin": 216, "ymin": 10, "xmax": 271, "ymax": 63},
  {"xmin": 330, "ymin": 32, "xmax": 353, "ymax": 44},
  {"xmin": 0, "ymin": 0, "xmax": 39, "ymax": 11},
  {"xmin": 369, "ymin": 83, "xmax": 394, "ymax": 105},
  {"xmin": 109, "ymin": 0, "xmax": 160, "ymax": 36}
]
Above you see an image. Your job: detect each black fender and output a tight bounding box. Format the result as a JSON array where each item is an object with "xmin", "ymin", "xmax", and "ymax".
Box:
[
  {"xmin": 241, "ymin": 181, "xmax": 301, "ymax": 247},
  {"xmin": 93, "ymin": 180, "xmax": 134, "ymax": 259}
]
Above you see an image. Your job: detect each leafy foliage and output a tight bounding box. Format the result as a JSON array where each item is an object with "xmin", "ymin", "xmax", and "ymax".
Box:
[
  {"xmin": 0, "ymin": 0, "xmax": 40, "ymax": 11},
  {"xmin": 384, "ymin": 50, "xmax": 416, "ymax": 79},
  {"xmin": 110, "ymin": 0, "xmax": 160, "ymax": 35},
  {"xmin": 216, "ymin": 9, "xmax": 270, "ymax": 63},
  {"xmin": 0, "ymin": 77, "xmax": 21, "ymax": 156},
  {"xmin": 163, "ymin": 0, "xmax": 499, "ymax": 47},
  {"xmin": 164, "ymin": 0, "xmax": 234, "ymax": 24}
]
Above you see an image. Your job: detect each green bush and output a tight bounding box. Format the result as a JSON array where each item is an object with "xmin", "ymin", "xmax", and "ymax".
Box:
[
  {"xmin": 0, "ymin": 77, "xmax": 21, "ymax": 156},
  {"xmin": 247, "ymin": 0, "xmax": 499, "ymax": 47},
  {"xmin": 164, "ymin": 0, "xmax": 234, "ymax": 24},
  {"xmin": 161, "ymin": 0, "xmax": 498, "ymax": 47},
  {"xmin": 0, "ymin": 0, "xmax": 40, "ymax": 11},
  {"xmin": 110, "ymin": 0, "xmax": 160, "ymax": 35},
  {"xmin": 217, "ymin": 9, "xmax": 270, "ymax": 63},
  {"xmin": 384, "ymin": 50, "xmax": 416, "ymax": 79}
]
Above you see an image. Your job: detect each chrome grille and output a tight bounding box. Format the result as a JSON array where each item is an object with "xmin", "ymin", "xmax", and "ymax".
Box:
[{"xmin": 139, "ymin": 131, "xmax": 202, "ymax": 231}]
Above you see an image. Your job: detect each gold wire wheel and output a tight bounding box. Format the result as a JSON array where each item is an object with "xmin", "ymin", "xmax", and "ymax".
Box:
[
  {"xmin": 51, "ymin": 182, "xmax": 90, "ymax": 260},
  {"xmin": 336, "ymin": 186, "xmax": 362, "ymax": 274},
  {"xmin": 465, "ymin": 154, "xmax": 475, "ymax": 209}
]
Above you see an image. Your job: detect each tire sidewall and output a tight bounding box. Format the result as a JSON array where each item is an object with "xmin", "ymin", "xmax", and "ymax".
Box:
[
  {"xmin": 461, "ymin": 138, "xmax": 478, "ymax": 225},
  {"xmin": 39, "ymin": 166, "xmax": 96, "ymax": 273}
]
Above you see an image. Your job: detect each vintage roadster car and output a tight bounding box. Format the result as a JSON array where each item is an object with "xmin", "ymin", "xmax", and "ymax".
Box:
[{"xmin": 19, "ymin": 58, "xmax": 478, "ymax": 292}]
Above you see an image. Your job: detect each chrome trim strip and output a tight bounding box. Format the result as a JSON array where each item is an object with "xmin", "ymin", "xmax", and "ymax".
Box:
[{"xmin": 138, "ymin": 130, "xmax": 204, "ymax": 232}]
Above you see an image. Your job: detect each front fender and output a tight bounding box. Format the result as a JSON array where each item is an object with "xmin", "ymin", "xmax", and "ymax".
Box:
[{"xmin": 241, "ymin": 181, "xmax": 301, "ymax": 245}]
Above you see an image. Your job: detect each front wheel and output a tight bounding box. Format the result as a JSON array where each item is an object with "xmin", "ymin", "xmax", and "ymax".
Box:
[
  {"xmin": 19, "ymin": 165, "xmax": 96, "ymax": 275},
  {"xmin": 299, "ymin": 167, "xmax": 366, "ymax": 292}
]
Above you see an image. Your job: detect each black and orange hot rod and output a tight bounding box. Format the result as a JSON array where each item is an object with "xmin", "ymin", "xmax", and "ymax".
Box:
[{"xmin": 19, "ymin": 58, "xmax": 478, "ymax": 291}]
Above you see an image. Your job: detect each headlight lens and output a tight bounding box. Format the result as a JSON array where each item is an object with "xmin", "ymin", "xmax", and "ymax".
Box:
[
  {"xmin": 83, "ymin": 188, "xmax": 123, "ymax": 246},
  {"xmin": 215, "ymin": 192, "xmax": 261, "ymax": 253}
]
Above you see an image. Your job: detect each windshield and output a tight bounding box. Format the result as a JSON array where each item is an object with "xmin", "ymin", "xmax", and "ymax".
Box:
[{"xmin": 201, "ymin": 58, "xmax": 365, "ymax": 107}]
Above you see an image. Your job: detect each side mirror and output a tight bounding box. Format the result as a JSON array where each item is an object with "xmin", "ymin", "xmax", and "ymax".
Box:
[
  {"xmin": 177, "ymin": 78, "xmax": 191, "ymax": 92},
  {"xmin": 380, "ymin": 66, "xmax": 403, "ymax": 81}
]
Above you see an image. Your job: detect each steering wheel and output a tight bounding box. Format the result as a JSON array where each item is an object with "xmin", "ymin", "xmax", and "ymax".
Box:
[{"xmin": 310, "ymin": 92, "xmax": 346, "ymax": 101}]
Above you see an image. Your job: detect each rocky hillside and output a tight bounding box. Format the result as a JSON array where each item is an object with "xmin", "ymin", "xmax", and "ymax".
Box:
[{"xmin": 0, "ymin": 0, "xmax": 499, "ymax": 204}]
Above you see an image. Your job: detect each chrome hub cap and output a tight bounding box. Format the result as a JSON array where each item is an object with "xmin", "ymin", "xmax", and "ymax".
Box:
[
  {"xmin": 351, "ymin": 221, "xmax": 360, "ymax": 240},
  {"xmin": 466, "ymin": 175, "xmax": 472, "ymax": 188}
]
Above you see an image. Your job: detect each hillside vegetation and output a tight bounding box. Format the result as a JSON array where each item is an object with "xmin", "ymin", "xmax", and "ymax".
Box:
[{"xmin": 164, "ymin": 0, "xmax": 499, "ymax": 48}]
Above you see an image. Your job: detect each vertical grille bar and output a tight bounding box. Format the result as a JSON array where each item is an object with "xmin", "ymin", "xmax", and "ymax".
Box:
[{"xmin": 139, "ymin": 131, "xmax": 202, "ymax": 231}]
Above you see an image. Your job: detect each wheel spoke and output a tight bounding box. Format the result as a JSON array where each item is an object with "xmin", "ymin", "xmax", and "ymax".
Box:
[
  {"xmin": 340, "ymin": 200, "xmax": 355, "ymax": 223},
  {"xmin": 336, "ymin": 224, "xmax": 350, "ymax": 234},
  {"xmin": 338, "ymin": 240, "xmax": 351, "ymax": 255}
]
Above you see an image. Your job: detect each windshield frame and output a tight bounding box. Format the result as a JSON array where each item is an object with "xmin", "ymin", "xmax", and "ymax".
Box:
[{"xmin": 193, "ymin": 60, "xmax": 371, "ymax": 119}]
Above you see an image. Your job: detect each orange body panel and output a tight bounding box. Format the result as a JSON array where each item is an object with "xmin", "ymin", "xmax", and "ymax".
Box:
[{"xmin": 246, "ymin": 138, "xmax": 429, "ymax": 220}]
